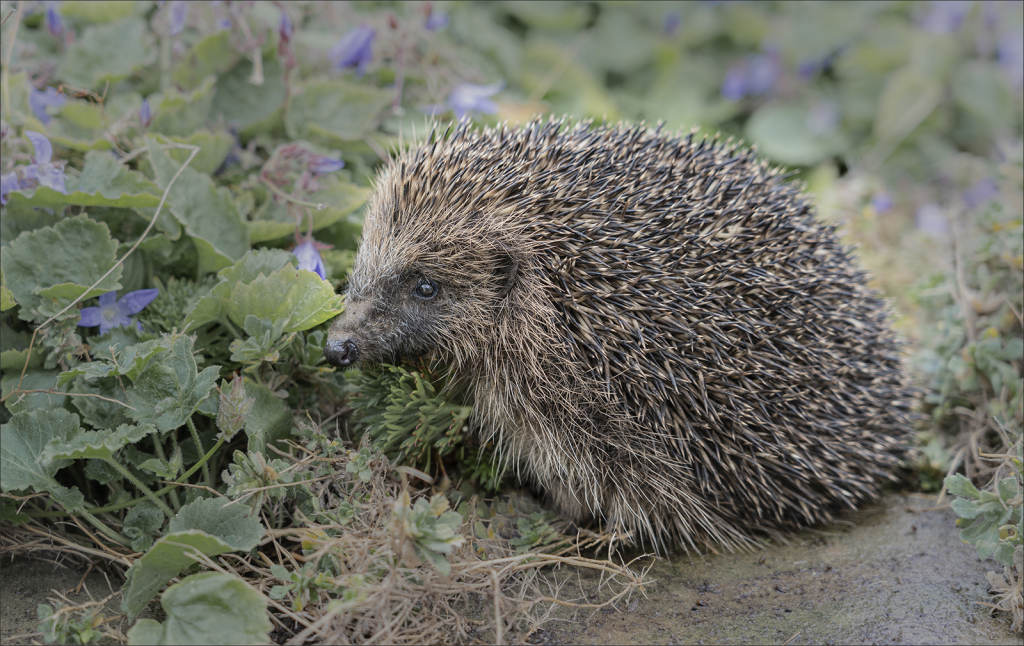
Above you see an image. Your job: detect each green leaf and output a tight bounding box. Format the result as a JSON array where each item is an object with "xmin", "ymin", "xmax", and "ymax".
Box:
[
  {"xmin": 0, "ymin": 215, "xmax": 122, "ymax": 322},
  {"xmin": 150, "ymin": 77, "xmax": 217, "ymax": 137},
  {"xmin": 997, "ymin": 477, "xmax": 1019, "ymax": 503},
  {"xmin": 57, "ymin": 339, "xmax": 168, "ymax": 387},
  {"xmin": 57, "ymin": 18, "xmax": 156, "ymax": 90},
  {"xmin": 953, "ymin": 61, "xmax": 1015, "ymax": 136},
  {"xmin": 211, "ymin": 55, "xmax": 286, "ymax": 133},
  {"xmin": 993, "ymin": 541, "xmax": 1016, "ymax": 567},
  {"xmin": 168, "ymin": 497, "xmax": 265, "ymax": 551},
  {"xmin": 224, "ymin": 265, "xmax": 344, "ymax": 333},
  {"xmin": 122, "ymin": 530, "xmax": 237, "ymax": 618},
  {"xmin": 745, "ymin": 103, "xmax": 847, "ymax": 167},
  {"xmin": 173, "ymin": 31, "xmax": 243, "ymax": 91},
  {"xmin": 126, "ymin": 572, "xmax": 272, "ymax": 646},
  {"xmin": 1, "ymin": 370, "xmax": 66, "ymax": 414},
  {"xmin": 58, "ymin": 1, "xmax": 136, "ymax": 23},
  {"xmin": 124, "ymin": 502, "xmax": 165, "ymax": 552},
  {"xmin": 182, "ymin": 249, "xmax": 295, "ymax": 332},
  {"xmin": 73, "ymin": 151, "xmax": 165, "ymax": 207},
  {"xmin": 285, "ymin": 79, "xmax": 393, "ymax": 143},
  {"xmin": 126, "ymin": 335, "xmax": 221, "ymax": 432},
  {"xmin": 945, "ymin": 474, "xmax": 981, "ymax": 500},
  {"xmin": 41, "ymin": 424, "xmax": 156, "ymax": 464},
  {"xmin": 0, "ymin": 409, "xmax": 81, "ymax": 493},
  {"xmin": 147, "ymin": 138, "xmax": 250, "ymax": 274},
  {"xmin": 950, "ymin": 496, "xmax": 983, "ymax": 520},
  {"xmin": 1, "ymin": 282, "xmax": 16, "ymax": 312},
  {"xmin": 164, "ymin": 130, "xmax": 236, "ymax": 176},
  {"xmin": 243, "ymin": 381, "xmax": 293, "ymax": 454},
  {"xmin": 873, "ymin": 66, "xmax": 942, "ymax": 144},
  {"xmin": 247, "ymin": 181, "xmax": 370, "ymax": 243}
]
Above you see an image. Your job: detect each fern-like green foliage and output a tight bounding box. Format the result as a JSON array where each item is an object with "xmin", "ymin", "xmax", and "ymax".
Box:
[{"xmin": 346, "ymin": 364, "xmax": 496, "ymax": 482}]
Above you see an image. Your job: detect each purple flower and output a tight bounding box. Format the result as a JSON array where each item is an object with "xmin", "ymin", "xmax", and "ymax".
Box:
[
  {"xmin": 962, "ymin": 178, "xmax": 998, "ymax": 209},
  {"xmin": 662, "ymin": 11, "xmax": 681, "ymax": 37},
  {"xmin": 721, "ymin": 53, "xmax": 780, "ymax": 101},
  {"xmin": 216, "ymin": 17, "xmax": 232, "ymax": 31},
  {"xmin": 433, "ymin": 82, "xmax": 503, "ymax": 120},
  {"xmin": 24, "ymin": 131, "xmax": 67, "ymax": 194},
  {"xmin": 45, "ymin": 2, "xmax": 63, "ymax": 38},
  {"xmin": 28, "ymin": 86, "xmax": 66, "ymax": 125},
  {"xmin": 308, "ymin": 155, "xmax": 345, "ymax": 174},
  {"xmin": 279, "ymin": 10, "xmax": 293, "ymax": 46},
  {"xmin": 139, "ymin": 98, "xmax": 152, "ymax": 129},
  {"xmin": 915, "ymin": 203, "xmax": 948, "ymax": 236},
  {"xmin": 78, "ymin": 289, "xmax": 160, "ymax": 335},
  {"xmin": 293, "ymin": 240, "xmax": 327, "ymax": 280},
  {"xmin": 920, "ymin": 1, "xmax": 972, "ymax": 35},
  {"xmin": 997, "ymin": 29, "xmax": 1024, "ymax": 90},
  {"xmin": 721, "ymin": 63, "xmax": 747, "ymax": 101},
  {"xmin": 871, "ymin": 193, "xmax": 894, "ymax": 214},
  {"xmin": 1, "ymin": 172, "xmax": 20, "ymax": 206},
  {"xmin": 425, "ymin": 10, "xmax": 449, "ymax": 31},
  {"xmin": 330, "ymin": 25, "xmax": 375, "ymax": 78},
  {"xmin": 168, "ymin": 1, "xmax": 188, "ymax": 36}
]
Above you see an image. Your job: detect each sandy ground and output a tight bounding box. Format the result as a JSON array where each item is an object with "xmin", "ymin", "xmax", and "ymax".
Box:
[{"xmin": 1, "ymin": 493, "xmax": 1018, "ymax": 645}]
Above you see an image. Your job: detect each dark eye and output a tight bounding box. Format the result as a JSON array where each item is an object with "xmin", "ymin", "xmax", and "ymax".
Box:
[{"xmin": 413, "ymin": 278, "xmax": 437, "ymax": 299}]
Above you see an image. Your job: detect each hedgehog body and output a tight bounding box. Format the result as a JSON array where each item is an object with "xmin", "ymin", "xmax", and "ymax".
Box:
[{"xmin": 325, "ymin": 119, "xmax": 915, "ymax": 551}]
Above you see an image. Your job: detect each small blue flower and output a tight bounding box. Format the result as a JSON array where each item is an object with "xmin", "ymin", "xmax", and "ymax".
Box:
[
  {"xmin": 293, "ymin": 240, "xmax": 328, "ymax": 280},
  {"xmin": 28, "ymin": 86, "xmax": 66, "ymax": 125},
  {"xmin": 330, "ymin": 25, "xmax": 375, "ymax": 78},
  {"xmin": 217, "ymin": 17, "xmax": 232, "ymax": 31},
  {"xmin": 721, "ymin": 53, "xmax": 780, "ymax": 101},
  {"xmin": 78, "ymin": 289, "xmax": 160, "ymax": 335},
  {"xmin": 871, "ymin": 193, "xmax": 894, "ymax": 214},
  {"xmin": 915, "ymin": 203, "xmax": 948, "ymax": 236},
  {"xmin": 962, "ymin": 178, "xmax": 998, "ymax": 209},
  {"xmin": 279, "ymin": 10, "xmax": 293, "ymax": 46},
  {"xmin": 425, "ymin": 10, "xmax": 449, "ymax": 31},
  {"xmin": 662, "ymin": 11, "xmax": 681, "ymax": 37},
  {"xmin": 721, "ymin": 64, "xmax": 747, "ymax": 101},
  {"xmin": 308, "ymin": 155, "xmax": 345, "ymax": 174},
  {"xmin": 168, "ymin": 1, "xmax": 188, "ymax": 36},
  {"xmin": 24, "ymin": 131, "xmax": 67, "ymax": 194},
  {"xmin": 139, "ymin": 98, "xmax": 152, "ymax": 129},
  {"xmin": 441, "ymin": 82, "xmax": 504, "ymax": 120},
  {"xmin": 920, "ymin": 0, "xmax": 972, "ymax": 35},
  {"xmin": 45, "ymin": 1, "xmax": 63, "ymax": 38},
  {"xmin": 1, "ymin": 172, "xmax": 20, "ymax": 206}
]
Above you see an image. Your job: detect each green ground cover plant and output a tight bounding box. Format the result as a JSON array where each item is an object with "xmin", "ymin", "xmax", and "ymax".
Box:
[{"xmin": 1, "ymin": 1, "xmax": 1022, "ymax": 642}]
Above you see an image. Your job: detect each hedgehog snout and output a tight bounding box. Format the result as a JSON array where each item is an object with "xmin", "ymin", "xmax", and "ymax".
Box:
[{"xmin": 324, "ymin": 338, "xmax": 359, "ymax": 367}]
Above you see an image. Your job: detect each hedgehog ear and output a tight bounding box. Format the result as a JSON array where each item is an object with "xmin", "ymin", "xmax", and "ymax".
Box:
[{"xmin": 495, "ymin": 252, "xmax": 519, "ymax": 300}]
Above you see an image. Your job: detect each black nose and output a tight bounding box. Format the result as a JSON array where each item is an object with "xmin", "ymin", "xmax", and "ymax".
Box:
[{"xmin": 324, "ymin": 339, "xmax": 359, "ymax": 367}]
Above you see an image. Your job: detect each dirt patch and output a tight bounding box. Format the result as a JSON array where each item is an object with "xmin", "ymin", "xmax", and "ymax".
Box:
[{"xmin": 528, "ymin": 494, "xmax": 1018, "ymax": 645}]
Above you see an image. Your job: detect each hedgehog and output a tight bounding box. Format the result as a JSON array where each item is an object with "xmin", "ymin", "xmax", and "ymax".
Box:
[{"xmin": 324, "ymin": 118, "xmax": 916, "ymax": 552}]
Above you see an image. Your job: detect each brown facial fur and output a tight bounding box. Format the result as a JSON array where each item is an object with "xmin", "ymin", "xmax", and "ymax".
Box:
[{"xmin": 326, "ymin": 118, "xmax": 916, "ymax": 552}]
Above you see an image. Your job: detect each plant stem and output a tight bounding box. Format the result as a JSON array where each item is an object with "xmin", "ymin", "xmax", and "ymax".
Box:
[
  {"xmin": 159, "ymin": 36, "xmax": 172, "ymax": 92},
  {"xmin": 102, "ymin": 458, "xmax": 175, "ymax": 519},
  {"xmin": 77, "ymin": 508, "xmax": 133, "ymax": 548},
  {"xmin": 23, "ymin": 436, "xmax": 228, "ymax": 519},
  {"xmin": 187, "ymin": 417, "xmax": 212, "ymax": 488},
  {"xmin": 152, "ymin": 437, "xmax": 181, "ymax": 511}
]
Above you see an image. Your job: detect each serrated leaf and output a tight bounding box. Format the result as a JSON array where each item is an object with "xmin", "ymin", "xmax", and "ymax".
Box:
[
  {"xmin": 126, "ymin": 572, "xmax": 271, "ymax": 646},
  {"xmin": 173, "ymin": 31, "xmax": 243, "ymax": 91},
  {"xmin": 0, "ymin": 409, "xmax": 81, "ymax": 493},
  {"xmin": 2, "ymin": 269, "xmax": 17, "ymax": 311},
  {"xmin": 211, "ymin": 55, "xmax": 286, "ymax": 132},
  {"xmin": 0, "ymin": 215, "xmax": 122, "ymax": 323},
  {"xmin": 1, "ymin": 370, "xmax": 66, "ymax": 414},
  {"xmin": 950, "ymin": 496, "xmax": 984, "ymax": 520},
  {"xmin": 122, "ymin": 530, "xmax": 237, "ymax": 618},
  {"xmin": 126, "ymin": 335, "xmax": 220, "ymax": 432},
  {"xmin": 243, "ymin": 381, "xmax": 293, "ymax": 455},
  {"xmin": 247, "ymin": 181, "xmax": 370, "ymax": 243},
  {"xmin": 150, "ymin": 77, "xmax": 217, "ymax": 137},
  {"xmin": 73, "ymin": 150, "xmax": 165, "ymax": 208},
  {"xmin": 5, "ymin": 186, "xmax": 162, "ymax": 209},
  {"xmin": 285, "ymin": 79, "xmax": 393, "ymax": 143},
  {"xmin": 147, "ymin": 138, "xmax": 250, "ymax": 275},
  {"xmin": 225, "ymin": 266, "xmax": 343, "ymax": 333},
  {"xmin": 993, "ymin": 541, "xmax": 1016, "ymax": 567},
  {"xmin": 41, "ymin": 424, "xmax": 156, "ymax": 465},
  {"xmin": 944, "ymin": 474, "xmax": 980, "ymax": 499},
  {"xmin": 182, "ymin": 249, "xmax": 295, "ymax": 332},
  {"xmin": 55, "ymin": 362, "xmax": 115, "ymax": 387},
  {"xmin": 58, "ymin": 18, "xmax": 156, "ymax": 90},
  {"xmin": 168, "ymin": 497, "xmax": 264, "ymax": 551},
  {"xmin": 165, "ymin": 130, "xmax": 236, "ymax": 176},
  {"xmin": 997, "ymin": 477, "xmax": 1019, "ymax": 503}
]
